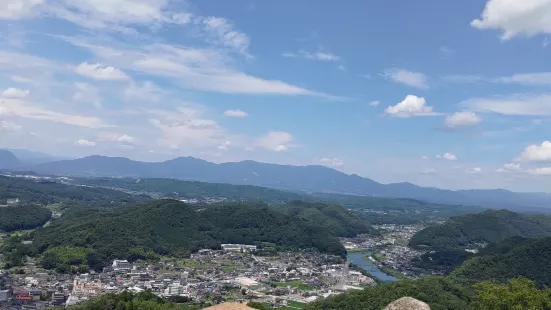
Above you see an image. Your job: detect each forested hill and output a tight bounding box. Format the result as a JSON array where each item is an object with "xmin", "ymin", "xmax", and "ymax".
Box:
[
  {"xmin": 409, "ymin": 209, "xmax": 551, "ymax": 249},
  {"xmin": 0, "ymin": 176, "xmax": 146, "ymax": 207},
  {"xmin": 450, "ymin": 236, "xmax": 551, "ymax": 287},
  {"xmin": 31, "ymin": 200, "xmax": 353, "ymax": 271},
  {"xmin": 0, "ymin": 205, "xmax": 51, "ymax": 232},
  {"xmin": 71, "ymin": 177, "xmax": 304, "ymax": 202},
  {"xmin": 276, "ymin": 200, "xmax": 379, "ymax": 237}
]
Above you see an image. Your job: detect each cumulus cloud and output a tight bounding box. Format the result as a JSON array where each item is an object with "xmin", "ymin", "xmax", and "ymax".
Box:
[
  {"xmin": 383, "ymin": 69, "xmax": 428, "ymax": 89},
  {"xmin": 257, "ymin": 131, "xmax": 293, "ymax": 152},
  {"xmin": 319, "ymin": 157, "xmax": 344, "ymax": 167},
  {"xmin": 436, "ymin": 153, "xmax": 458, "ymax": 161},
  {"xmin": 2, "ymin": 87, "xmax": 30, "ymax": 98},
  {"xmin": 223, "ymin": 109, "xmax": 248, "ymax": 117},
  {"xmin": 497, "ymin": 163, "xmax": 522, "ymax": 173},
  {"xmin": 385, "ymin": 95, "xmax": 437, "ymax": 118},
  {"xmin": 518, "ymin": 141, "xmax": 551, "ymax": 161},
  {"xmin": 0, "ymin": 121, "xmax": 22, "ymax": 134},
  {"xmin": 75, "ymin": 139, "xmax": 96, "ymax": 147},
  {"xmin": 75, "ymin": 62, "xmax": 130, "ymax": 81},
  {"xmin": 468, "ymin": 167, "xmax": 482, "ymax": 174},
  {"xmin": 471, "ymin": 0, "xmax": 551, "ymax": 39},
  {"xmin": 444, "ymin": 111, "xmax": 482, "ymax": 129}
]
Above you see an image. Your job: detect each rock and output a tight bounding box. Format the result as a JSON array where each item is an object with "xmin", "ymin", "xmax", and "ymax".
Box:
[{"xmin": 383, "ymin": 297, "xmax": 431, "ymax": 310}]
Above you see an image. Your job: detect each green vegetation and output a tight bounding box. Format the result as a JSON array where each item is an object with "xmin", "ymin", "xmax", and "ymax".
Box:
[
  {"xmin": 0, "ymin": 176, "xmax": 146, "ymax": 209},
  {"xmin": 0, "ymin": 204, "xmax": 51, "ymax": 232},
  {"xmin": 305, "ymin": 277, "xmax": 473, "ymax": 310},
  {"xmin": 58, "ymin": 291, "xmax": 201, "ymax": 309},
  {"xmin": 307, "ymin": 277, "xmax": 551, "ymax": 310},
  {"xmin": 413, "ymin": 249, "xmax": 475, "ymax": 274},
  {"xmin": 41, "ymin": 246, "xmax": 91, "ymax": 273},
  {"xmin": 410, "ymin": 209, "xmax": 551, "ymax": 250},
  {"xmin": 30, "ymin": 200, "xmax": 350, "ymax": 271},
  {"xmin": 274, "ymin": 200, "xmax": 379, "ymax": 237},
  {"xmin": 451, "ymin": 236, "xmax": 551, "ymax": 287},
  {"xmin": 73, "ymin": 177, "xmax": 304, "ymax": 202},
  {"xmin": 272, "ymin": 281, "xmax": 314, "ymax": 290},
  {"xmin": 314, "ymin": 193, "xmax": 485, "ymax": 224},
  {"xmin": 473, "ymin": 277, "xmax": 551, "ymax": 310}
]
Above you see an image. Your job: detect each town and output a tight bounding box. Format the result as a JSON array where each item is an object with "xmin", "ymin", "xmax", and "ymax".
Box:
[{"xmin": 0, "ymin": 244, "xmax": 379, "ymax": 309}]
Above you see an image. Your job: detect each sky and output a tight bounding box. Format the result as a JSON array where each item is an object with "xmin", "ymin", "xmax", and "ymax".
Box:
[{"xmin": 1, "ymin": 0, "xmax": 551, "ymax": 192}]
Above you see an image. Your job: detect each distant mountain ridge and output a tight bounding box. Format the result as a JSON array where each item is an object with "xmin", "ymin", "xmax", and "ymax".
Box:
[
  {"xmin": 0, "ymin": 150, "xmax": 21, "ymax": 169},
  {"xmin": 8, "ymin": 153, "xmax": 551, "ymax": 212}
]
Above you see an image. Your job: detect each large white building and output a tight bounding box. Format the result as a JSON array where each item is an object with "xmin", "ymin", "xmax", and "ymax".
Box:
[
  {"xmin": 112, "ymin": 259, "xmax": 131, "ymax": 271},
  {"xmin": 221, "ymin": 244, "xmax": 257, "ymax": 252}
]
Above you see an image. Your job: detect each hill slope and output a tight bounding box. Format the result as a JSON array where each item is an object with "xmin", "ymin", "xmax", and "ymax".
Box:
[
  {"xmin": 26, "ymin": 155, "xmax": 551, "ymax": 211},
  {"xmin": 0, "ymin": 150, "xmax": 21, "ymax": 169},
  {"xmin": 450, "ymin": 236, "xmax": 551, "ymax": 287},
  {"xmin": 32, "ymin": 200, "xmax": 350, "ymax": 270},
  {"xmin": 0, "ymin": 205, "xmax": 51, "ymax": 232},
  {"xmin": 409, "ymin": 210, "xmax": 551, "ymax": 249}
]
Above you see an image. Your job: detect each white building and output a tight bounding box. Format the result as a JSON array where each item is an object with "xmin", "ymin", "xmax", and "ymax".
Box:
[
  {"xmin": 221, "ymin": 244, "xmax": 257, "ymax": 252},
  {"xmin": 112, "ymin": 260, "xmax": 132, "ymax": 271}
]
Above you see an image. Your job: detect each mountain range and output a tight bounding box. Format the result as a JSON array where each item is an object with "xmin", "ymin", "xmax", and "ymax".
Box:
[{"xmin": 3, "ymin": 150, "xmax": 551, "ymax": 212}]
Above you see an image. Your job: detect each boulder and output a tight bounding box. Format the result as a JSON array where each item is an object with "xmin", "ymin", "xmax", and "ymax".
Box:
[{"xmin": 383, "ymin": 297, "xmax": 431, "ymax": 310}]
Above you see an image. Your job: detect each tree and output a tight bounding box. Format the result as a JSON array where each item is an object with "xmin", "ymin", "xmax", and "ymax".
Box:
[{"xmin": 474, "ymin": 277, "xmax": 551, "ymax": 310}]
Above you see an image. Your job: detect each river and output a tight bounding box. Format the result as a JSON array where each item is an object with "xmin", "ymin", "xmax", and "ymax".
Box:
[{"xmin": 347, "ymin": 251, "xmax": 397, "ymax": 282}]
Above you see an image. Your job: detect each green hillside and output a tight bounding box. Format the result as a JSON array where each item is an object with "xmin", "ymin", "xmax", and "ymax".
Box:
[
  {"xmin": 409, "ymin": 209, "xmax": 551, "ymax": 250},
  {"xmin": 0, "ymin": 205, "xmax": 51, "ymax": 232},
  {"xmin": 31, "ymin": 200, "xmax": 350, "ymax": 271},
  {"xmin": 451, "ymin": 236, "xmax": 551, "ymax": 287},
  {"xmin": 275, "ymin": 200, "xmax": 379, "ymax": 237},
  {"xmin": 0, "ymin": 176, "xmax": 146, "ymax": 208}
]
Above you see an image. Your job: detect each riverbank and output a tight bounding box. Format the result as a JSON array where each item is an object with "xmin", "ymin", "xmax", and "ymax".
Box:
[{"xmin": 347, "ymin": 252, "xmax": 397, "ymax": 282}]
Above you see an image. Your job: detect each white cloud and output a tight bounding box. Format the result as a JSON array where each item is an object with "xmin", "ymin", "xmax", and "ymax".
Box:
[
  {"xmin": 281, "ymin": 50, "xmax": 340, "ymax": 62},
  {"xmin": 383, "ymin": 69, "xmax": 428, "ymax": 89},
  {"xmin": 200, "ymin": 16, "xmax": 250, "ymax": 56},
  {"xmin": 116, "ymin": 134, "xmax": 136, "ymax": 144},
  {"xmin": 421, "ymin": 155, "xmax": 428, "ymax": 160},
  {"xmin": 437, "ymin": 153, "xmax": 457, "ymax": 161},
  {"xmin": 337, "ymin": 65, "xmax": 346, "ymax": 71},
  {"xmin": 369, "ymin": 100, "xmax": 380, "ymax": 107},
  {"xmin": 75, "ymin": 62, "xmax": 130, "ymax": 81},
  {"xmin": 444, "ymin": 111, "xmax": 482, "ymax": 128},
  {"xmin": 471, "ymin": 0, "xmax": 551, "ymax": 39},
  {"xmin": 72, "ymin": 83, "xmax": 102, "ymax": 108},
  {"xmin": 1, "ymin": 98, "xmax": 109, "ymax": 128},
  {"xmin": 75, "ymin": 139, "xmax": 96, "ymax": 147},
  {"xmin": 10, "ymin": 76, "xmax": 33, "ymax": 84},
  {"xmin": 0, "ymin": 121, "xmax": 22, "ymax": 134},
  {"xmin": 528, "ymin": 167, "xmax": 551, "ymax": 176},
  {"xmin": 218, "ymin": 140, "xmax": 231, "ymax": 151},
  {"xmin": 319, "ymin": 157, "xmax": 344, "ymax": 167},
  {"xmin": 149, "ymin": 105, "xmax": 227, "ymax": 150},
  {"xmin": 518, "ymin": 141, "xmax": 551, "ymax": 161},
  {"xmin": 498, "ymin": 72, "xmax": 551, "ymax": 86},
  {"xmin": 257, "ymin": 131, "xmax": 293, "ymax": 152},
  {"xmin": 223, "ymin": 109, "xmax": 248, "ymax": 117},
  {"xmin": 385, "ymin": 95, "xmax": 438, "ymax": 118},
  {"xmin": 64, "ymin": 40, "xmax": 334, "ymax": 97},
  {"xmin": 468, "ymin": 167, "xmax": 482, "ymax": 174},
  {"xmin": 462, "ymin": 94, "xmax": 551, "ymax": 116},
  {"xmin": 497, "ymin": 163, "xmax": 522, "ymax": 172},
  {"xmin": 123, "ymin": 81, "xmax": 165, "ymax": 103},
  {"xmin": 2, "ymin": 87, "xmax": 30, "ymax": 98},
  {"xmin": 0, "ymin": 0, "xmax": 44, "ymax": 20}
]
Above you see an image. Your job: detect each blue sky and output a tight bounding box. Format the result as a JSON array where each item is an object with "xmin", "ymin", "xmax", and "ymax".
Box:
[{"xmin": 1, "ymin": 0, "xmax": 551, "ymax": 192}]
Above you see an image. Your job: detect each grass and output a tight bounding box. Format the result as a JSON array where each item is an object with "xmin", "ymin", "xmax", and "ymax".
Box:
[
  {"xmin": 272, "ymin": 281, "xmax": 315, "ymax": 291},
  {"xmin": 287, "ymin": 301, "xmax": 306, "ymax": 308}
]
